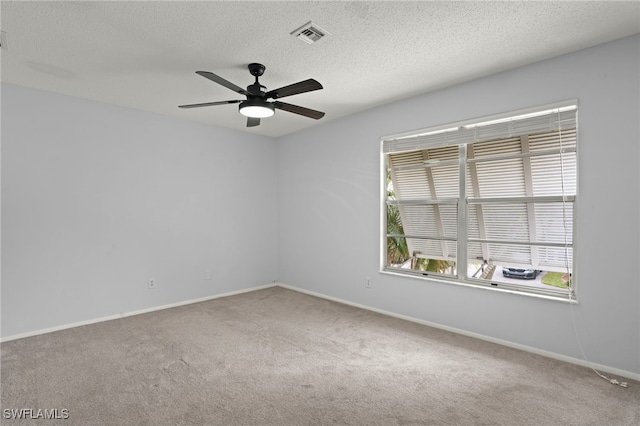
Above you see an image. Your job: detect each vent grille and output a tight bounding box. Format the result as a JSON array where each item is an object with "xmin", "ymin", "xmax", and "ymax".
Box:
[{"xmin": 291, "ymin": 21, "xmax": 331, "ymax": 44}]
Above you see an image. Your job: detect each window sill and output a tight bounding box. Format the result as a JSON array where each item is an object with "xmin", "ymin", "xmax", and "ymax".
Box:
[{"xmin": 380, "ymin": 268, "xmax": 578, "ymax": 304}]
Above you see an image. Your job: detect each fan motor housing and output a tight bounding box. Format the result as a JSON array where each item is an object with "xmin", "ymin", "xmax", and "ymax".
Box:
[{"xmin": 247, "ymin": 83, "xmax": 267, "ymax": 96}]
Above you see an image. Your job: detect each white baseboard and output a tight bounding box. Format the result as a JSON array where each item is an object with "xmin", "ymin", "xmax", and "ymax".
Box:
[
  {"xmin": 4, "ymin": 281, "xmax": 638, "ymax": 383},
  {"xmin": 0, "ymin": 283, "xmax": 277, "ymax": 343},
  {"xmin": 276, "ymin": 283, "xmax": 640, "ymax": 382}
]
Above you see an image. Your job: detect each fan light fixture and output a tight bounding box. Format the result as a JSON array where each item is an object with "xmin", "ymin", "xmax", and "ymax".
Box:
[{"xmin": 239, "ymin": 100, "xmax": 275, "ymax": 118}]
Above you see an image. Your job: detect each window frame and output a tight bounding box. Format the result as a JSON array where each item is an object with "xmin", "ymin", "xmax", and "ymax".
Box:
[{"xmin": 380, "ymin": 100, "xmax": 578, "ymax": 301}]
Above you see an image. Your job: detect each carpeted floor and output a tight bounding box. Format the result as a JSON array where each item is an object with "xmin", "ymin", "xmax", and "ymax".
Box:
[{"xmin": 1, "ymin": 286, "xmax": 638, "ymax": 425}]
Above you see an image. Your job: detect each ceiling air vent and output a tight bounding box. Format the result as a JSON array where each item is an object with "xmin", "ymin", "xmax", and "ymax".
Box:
[{"xmin": 290, "ymin": 21, "xmax": 331, "ymax": 44}]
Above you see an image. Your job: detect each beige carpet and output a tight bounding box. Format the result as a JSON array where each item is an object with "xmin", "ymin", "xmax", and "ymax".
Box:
[{"xmin": 1, "ymin": 286, "xmax": 638, "ymax": 425}]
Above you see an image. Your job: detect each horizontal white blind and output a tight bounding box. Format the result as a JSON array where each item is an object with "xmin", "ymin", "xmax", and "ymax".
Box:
[
  {"xmin": 385, "ymin": 101, "xmax": 577, "ymax": 276},
  {"xmin": 529, "ymin": 129, "xmax": 577, "ymax": 196},
  {"xmin": 389, "ymin": 151, "xmax": 433, "ymax": 200},
  {"xmin": 388, "ymin": 144, "xmax": 459, "ymax": 260},
  {"xmin": 383, "ymin": 102, "xmax": 577, "ymax": 154}
]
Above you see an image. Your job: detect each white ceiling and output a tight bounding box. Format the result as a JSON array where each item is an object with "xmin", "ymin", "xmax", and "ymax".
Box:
[{"xmin": 1, "ymin": 1, "xmax": 639, "ymax": 138}]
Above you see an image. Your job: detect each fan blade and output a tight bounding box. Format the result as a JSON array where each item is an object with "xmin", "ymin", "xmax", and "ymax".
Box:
[
  {"xmin": 265, "ymin": 79, "xmax": 323, "ymax": 100},
  {"xmin": 196, "ymin": 71, "xmax": 249, "ymax": 96},
  {"xmin": 178, "ymin": 100, "xmax": 242, "ymax": 109},
  {"xmin": 247, "ymin": 117, "xmax": 261, "ymax": 127},
  {"xmin": 274, "ymin": 101, "xmax": 325, "ymax": 119}
]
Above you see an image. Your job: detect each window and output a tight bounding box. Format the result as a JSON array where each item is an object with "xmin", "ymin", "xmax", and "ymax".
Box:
[{"xmin": 382, "ymin": 100, "xmax": 577, "ymax": 299}]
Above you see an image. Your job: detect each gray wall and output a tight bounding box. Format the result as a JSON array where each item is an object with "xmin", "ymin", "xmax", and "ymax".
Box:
[
  {"xmin": 277, "ymin": 35, "xmax": 640, "ymax": 375},
  {"xmin": 1, "ymin": 84, "xmax": 279, "ymax": 337},
  {"xmin": 2, "ymin": 35, "xmax": 638, "ymax": 376}
]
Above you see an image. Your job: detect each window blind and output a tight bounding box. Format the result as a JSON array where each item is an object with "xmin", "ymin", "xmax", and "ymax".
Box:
[
  {"xmin": 384, "ymin": 100, "xmax": 577, "ymax": 287},
  {"xmin": 383, "ymin": 100, "xmax": 577, "ymax": 154}
]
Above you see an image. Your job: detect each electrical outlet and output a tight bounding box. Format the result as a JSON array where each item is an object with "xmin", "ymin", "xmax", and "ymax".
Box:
[
  {"xmin": 148, "ymin": 277, "xmax": 156, "ymax": 289},
  {"xmin": 365, "ymin": 277, "xmax": 372, "ymax": 288},
  {"xmin": 205, "ymin": 271, "xmax": 212, "ymax": 280}
]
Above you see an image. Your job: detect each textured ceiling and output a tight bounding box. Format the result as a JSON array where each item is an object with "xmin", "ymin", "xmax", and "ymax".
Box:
[{"xmin": 1, "ymin": 1, "xmax": 639, "ymax": 137}]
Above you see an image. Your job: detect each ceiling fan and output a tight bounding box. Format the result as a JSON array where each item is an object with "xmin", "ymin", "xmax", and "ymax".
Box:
[{"xmin": 179, "ymin": 63, "xmax": 325, "ymax": 127}]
